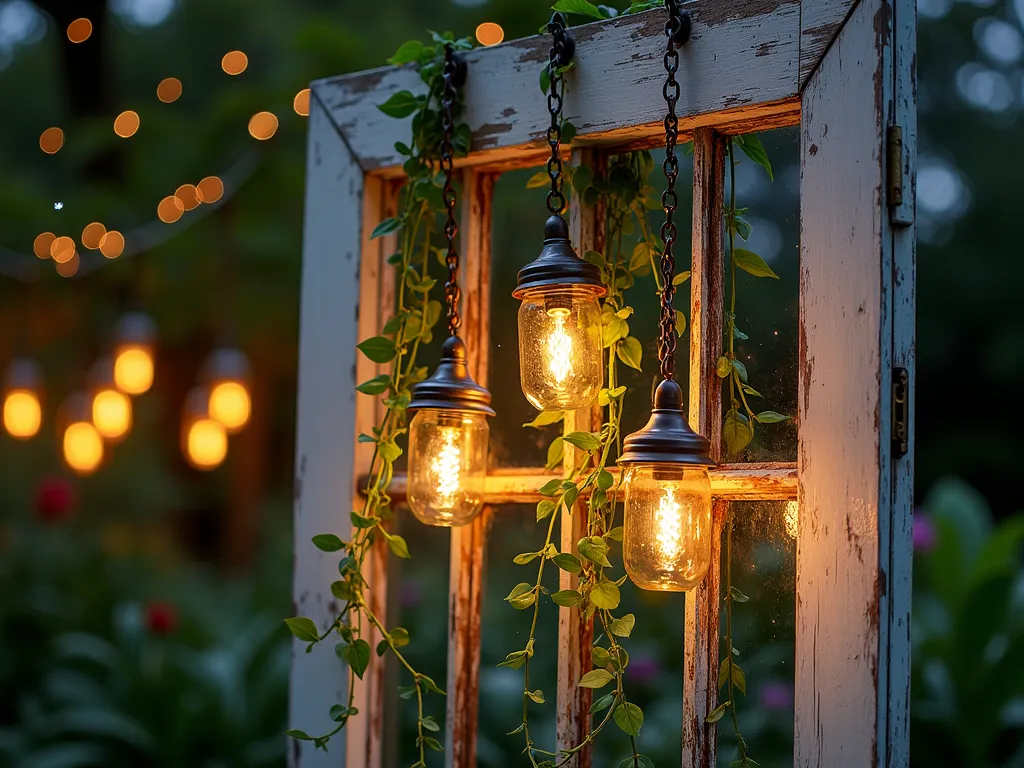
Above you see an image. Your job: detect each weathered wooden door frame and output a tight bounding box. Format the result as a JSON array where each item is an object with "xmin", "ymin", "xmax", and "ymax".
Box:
[{"xmin": 290, "ymin": 1, "xmax": 916, "ymax": 766}]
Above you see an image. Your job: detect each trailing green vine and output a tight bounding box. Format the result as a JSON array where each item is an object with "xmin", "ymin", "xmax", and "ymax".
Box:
[{"xmin": 283, "ymin": 32, "xmax": 473, "ymax": 766}]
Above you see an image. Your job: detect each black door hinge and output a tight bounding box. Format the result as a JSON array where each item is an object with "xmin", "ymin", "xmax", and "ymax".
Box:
[{"xmin": 892, "ymin": 367, "xmax": 909, "ymax": 458}]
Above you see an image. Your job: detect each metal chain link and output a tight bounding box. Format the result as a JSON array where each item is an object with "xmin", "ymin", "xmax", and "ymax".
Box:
[
  {"xmin": 546, "ymin": 17, "xmax": 568, "ymax": 215},
  {"xmin": 441, "ymin": 44, "xmax": 461, "ymax": 335},
  {"xmin": 658, "ymin": 0, "xmax": 684, "ymax": 381}
]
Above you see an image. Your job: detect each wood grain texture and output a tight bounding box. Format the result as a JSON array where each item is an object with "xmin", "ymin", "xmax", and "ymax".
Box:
[
  {"xmin": 315, "ymin": 2, "xmax": 800, "ymax": 173},
  {"xmin": 288, "ymin": 98, "xmax": 364, "ymax": 768},
  {"xmin": 683, "ymin": 127, "xmax": 726, "ymax": 768},
  {"xmin": 796, "ymin": 0, "xmax": 913, "ymax": 764},
  {"xmin": 799, "ymin": 0, "xmax": 860, "ymax": 87},
  {"xmin": 445, "ymin": 171, "xmax": 495, "ymax": 768}
]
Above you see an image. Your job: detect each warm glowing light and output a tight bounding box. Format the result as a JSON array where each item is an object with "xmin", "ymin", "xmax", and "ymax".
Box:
[
  {"xmin": 39, "ymin": 127, "xmax": 64, "ymax": 154},
  {"xmin": 67, "ymin": 18, "xmax": 92, "ymax": 43},
  {"xmin": 293, "ymin": 88, "xmax": 310, "ymax": 116},
  {"xmin": 208, "ymin": 381, "xmax": 250, "ymax": 432},
  {"xmin": 114, "ymin": 110, "xmax": 140, "ymax": 138},
  {"xmin": 475, "ymin": 21, "xmax": 505, "ymax": 46},
  {"xmin": 114, "ymin": 347, "xmax": 154, "ymax": 394},
  {"xmin": 156, "ymin": 77, "xmax": 182, "ymax": 103},
  {"xmin": 92, "ymin": 389, "xmax": 132, "ymax": 439},
  {"xmin": 63, "ymin": 421, "xmax": 104, "ymax": 474},
  {"xmin": 248, "ymin": 111, "xmax": 278, "ymax": 140},
  {"xmin": 545, "ymin": 308, "xmax": 573, "ymax": 384},
  {"xmin": 99, "ymin": 230, "xmax": 125, "ymax": 259},
  {"xmin": 408, "ymin": 410, "xmax": 489, "ymax": 527},
  {"xmin": 196, "ymin": 176, "xmax": 223, "ymax": 204},
  {"xmin": 3, "ymin": 391, "xmax": 41, "ymax": 439},
  {"xmin": 221, "ymin": 50, "xmax": 248, "ymax": 75},
  {"xmin": 187, "ymin": 418, "xmax": 228, "ymax": 469},
  {"xmin": 784, "ymin": 500, "xmax": 799, "ymax": 539},
  {"xmin": 622, "ymin": 465, "xmax": 712, "ymax": 592},
  {"xmin": 81, "ymin": 222, "xmax": 106, "ymax": 249},
  {"xmin": 33, "ymin": 232, "xmax": 55, "ymax": 259},
  {"xmin": 50, "ymin": 236, "xmax": 76, "ymax": 263},
  {"xmin": 174, "ymin": 184, "xmax": 199, "ymax": 210},
  {"xmin": 517, "ymin": 285, "xmax": 603, "ymax": 411},
  {"xmin": 157, "ymin": 195, "xmax": 184, "ymax": 223},
  {"xmin": 55, "ymin": 252, "xmax": 80, "ymax": 277}
]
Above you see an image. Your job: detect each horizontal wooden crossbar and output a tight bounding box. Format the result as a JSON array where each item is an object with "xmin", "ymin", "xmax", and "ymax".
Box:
[{"xmin": 372, "ymin": 461, "xmax": 796, "ymax": 505}]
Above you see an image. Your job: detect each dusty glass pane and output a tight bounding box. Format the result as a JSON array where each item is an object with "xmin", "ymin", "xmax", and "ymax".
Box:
[
  {"xmin": 716, "ymin": 501, "xmax": 797, "ymax": 767},
  {"xmin": 720, "ymin": 128, "xmax": 799, "ymax": 462}
]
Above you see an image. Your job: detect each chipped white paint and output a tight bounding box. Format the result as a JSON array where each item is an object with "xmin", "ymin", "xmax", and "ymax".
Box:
[{"xmin": 799, "ymin": 0, "xmax": 859, "ymax": 86}]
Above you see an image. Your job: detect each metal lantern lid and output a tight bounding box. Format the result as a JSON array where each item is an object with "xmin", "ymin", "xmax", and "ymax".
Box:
[
  {"xmin": 512, "ymin": 215, "xmax": 607, "ymax": 299},
  {"xmin": 617, "ymin": 379, "xmax": 715, "ymax": 467},
  {"xmin": 201, "ymin": 347, "xmax": 251, "ymax": 384},
  {"xmin": 408, "ymin": 336, "xmax": 495, "ymax": 416},
  {"xmin": 5, "ymin": 358, "xmax": 43, "ymax": 390},
  {"xmin": 114, "ymin": 311, "xmax": 157, "ymax": 346}
]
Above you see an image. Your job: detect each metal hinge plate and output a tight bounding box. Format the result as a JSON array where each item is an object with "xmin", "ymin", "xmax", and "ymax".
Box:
[
  {"xmin": 887, "ymin": 125, "xmax": 913, "ymax": 226},
  {"xmin": 892, "ymin": 367, "xmax": 909, "ymax": 458}
]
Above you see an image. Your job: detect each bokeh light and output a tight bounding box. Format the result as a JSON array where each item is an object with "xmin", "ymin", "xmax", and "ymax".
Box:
[
  {"xmin": 67, "ymin": 18, "xmax": 92, "ymax": 43},
  {"xmin": 63, "ymin": 421, "xmax": 104, "ymax": 474},
  {"xmin": 209, "ymin": 381, "xmax": 251, "ymax": 432},
  {"xmin": 157, "ymin": 195, "xmax": 184, "ymax": 223},
  {"xmin": 174, "ymin": 184, "xmax": 199, "ymax": 211},
  {"xmin": 81, "ymin": 222, "xmax": 106, "ymax": 249},
  {"xmin": 114, "ymin": 110, "xmax": 141, "ymax": 138},
  {"xmin": 221, "ymin": 50, "xmax": 248, "ymax": 75},
  {"xmin": 55, "ymin": 252, "xmax": 80, "ymax": 277},
  {"xmin": 114, "ymin": 347, "xmax": 154, "ymax": 394},
  {"xmin": 248, "ymin": 111, "xmax": 278, "ymax": 140},
  {"xmin": 156, "ymin": 77, "xmax": 182, "ymax": 103},
  {"xmin": 50, "ymin": 236, "xmax": 75, "ymax": 263},
  {"xmin": 3, "ymin": 391, "xmax": 42, "ymax": 439},
  {"xmin": 475, "ymin": 21, "xmax": 504, "ymax": 46},
  {"xmin": 186, "ymin": 418, "xmax": 227, "ymax": 469},
  {"xmin": 39, "ymin": 127, "xmax": 64, "ymax": 154},
  {"xmin": 784, "ymin": 500, "xmax": 799, "ymax": 539},
  {"xmin": 293, "ymin": 88, "xmax": 310, "ymax": 116},
  {"xmin": 99, "ymin": 230, "xmax": 125, "ymax": 259},
  {"xmin": 33, "ymin": 232, "xmax": 55, "ymax": 259},
  {"xmin": 196, "ymin": 176, "xmax": 224, "ymax": 204},
  {"xmin": 92, "ymin": 388, "xmax": 132, "ymax": 439}
]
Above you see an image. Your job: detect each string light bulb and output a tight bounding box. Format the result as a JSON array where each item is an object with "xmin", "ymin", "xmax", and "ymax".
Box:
[
  {"xmin": 514, "ymin": 18, "xmax": 604, "ymax": 412},
  {"xmin": 89, "ymin": 357, "xmax": 132, "ymax": 441},
  {"xmin": 182, "ymin": 387, "xmax": 228, "ymax": 470},
  {"xmin": 3, "ymin": 359, "xmax": 44, "ymax": 440},
  {"xmin": 61, "ymin": 393, "xmax": 104, "ymax": 475},
  {"xmin": 112, "ymin": 312, "xmax": 157, "ymax": 395},
  {"xmin": 201, "ymin": 348, "xmax": 252, "ymax": 433}
]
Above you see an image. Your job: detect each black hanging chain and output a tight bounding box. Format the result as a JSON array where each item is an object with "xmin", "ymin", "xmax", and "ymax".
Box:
[
  {"xmin": 545, "ymin": 14, "xmax": 572, "ymax": 215},
  {"xmin": 657, "ymin": 0, "xmax": 690, "ymax": 381},
  {"xmin": 441, "ymin": 43, "xmax": 461, "ymax": 336}
]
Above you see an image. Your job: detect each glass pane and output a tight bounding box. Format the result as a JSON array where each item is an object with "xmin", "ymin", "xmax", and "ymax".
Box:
[
  {"xmin": 716, "ymin": 501, "xmax": 796, "ymax": 767},
  {"xmin": 720, "ymin": 128, "xmax": 799, "ymax": 462}
]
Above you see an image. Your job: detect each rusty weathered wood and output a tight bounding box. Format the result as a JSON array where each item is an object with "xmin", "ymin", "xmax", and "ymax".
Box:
[
  {"xmin": 682, "ymin": 126, "xmax": 726, "ymax": 768},
  {"xmin": 796, "ymin": 0, "xmax": 914, "ymax": 764},
  {"xmin": 381, "ymin": 463, "xmax": 796, "ymax": 504},
  {"xmin": 314, "ymin": 2, "xmax": 801, "ymax": 174},
  {"xmin": 800, "ymin": 0, "xmax": 860, "ymax": 87},
  {"xmin": 445, "ymin": 171, "xmax": 496, "ymax": 768}
]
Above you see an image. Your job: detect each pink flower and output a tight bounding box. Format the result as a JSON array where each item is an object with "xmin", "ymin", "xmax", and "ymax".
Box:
[
  {"xmin": 758, "ymin": 680, "xmax": 793, "ymax": 711},
  {"xmin": 35, "ymin": 477, "xmax": 76, "ymax": 523},
  {"xmin": 625, "ymin": 653, "xmax": 660, "ymax": 686},
  {"xmin": 913, "ymin": 513, "xmax": 937, "ymax": 554},
  {"xmin": 145, "ymin": 602, "xmax": 178, "ymax": 635}
]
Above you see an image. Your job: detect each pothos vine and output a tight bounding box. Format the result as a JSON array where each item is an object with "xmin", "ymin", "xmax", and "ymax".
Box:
[{"xmin": 285, "ymin": 8, "xmax": 789, "ymax": 767}]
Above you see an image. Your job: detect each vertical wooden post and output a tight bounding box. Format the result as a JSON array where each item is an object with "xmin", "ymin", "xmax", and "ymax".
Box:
[
  {"xmin": 445, "ymin": 171, "xmax": 495, "ymax": 768},
  {"xmin": 683, "ymin": 126, "xmax": 726, "ymax": 768},
  {"xmin": 556, "ymin": 148, "xmax": 604, "ymax": 766},
  {"xmin": 796, "ymin": 0, "xmax": 913, "ymax": 764}
]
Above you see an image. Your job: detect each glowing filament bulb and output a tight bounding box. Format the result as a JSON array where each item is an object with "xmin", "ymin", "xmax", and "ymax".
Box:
[
  {"xmin": 432, "ymin": 427, "xmax": 462, "ymax": 510},
  {"xmin": 546, "ymin": 308, "xmax": 573, "ymax": 384},
  {"xmin": 656, "ymin": 487, "xmax": 683, "ymax": 565},
  {"xmin": 3, "ymin": 391, "xmax": 42, "ymax": 439}
]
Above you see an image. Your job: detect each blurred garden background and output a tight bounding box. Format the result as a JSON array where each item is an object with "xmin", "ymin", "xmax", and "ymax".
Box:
[{"xmin": 0, "ymin": 0, "xmax": 1022, "ymax": 766}]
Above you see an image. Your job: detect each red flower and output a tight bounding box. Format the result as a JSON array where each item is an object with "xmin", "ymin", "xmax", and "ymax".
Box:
[
  {"xmin": 35, "ymin": 477, "xmax": 76, "ymax": 523},
  {"xmin": 145, "ymin": 601, "xmax": 178, "ymax": 635}
]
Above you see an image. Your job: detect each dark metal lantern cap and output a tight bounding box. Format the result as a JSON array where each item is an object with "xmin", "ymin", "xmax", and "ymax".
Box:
[
  {"xmin": 512, "ymin": 215, "xmax": 607, "ymax": 299},
  {"xmin": 617, "ymin": 379, "xmax": 715, "ymax": 467},
  {"xmin": 408, "ymin": 336, "xmax": 495, "ymax": 416}
]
